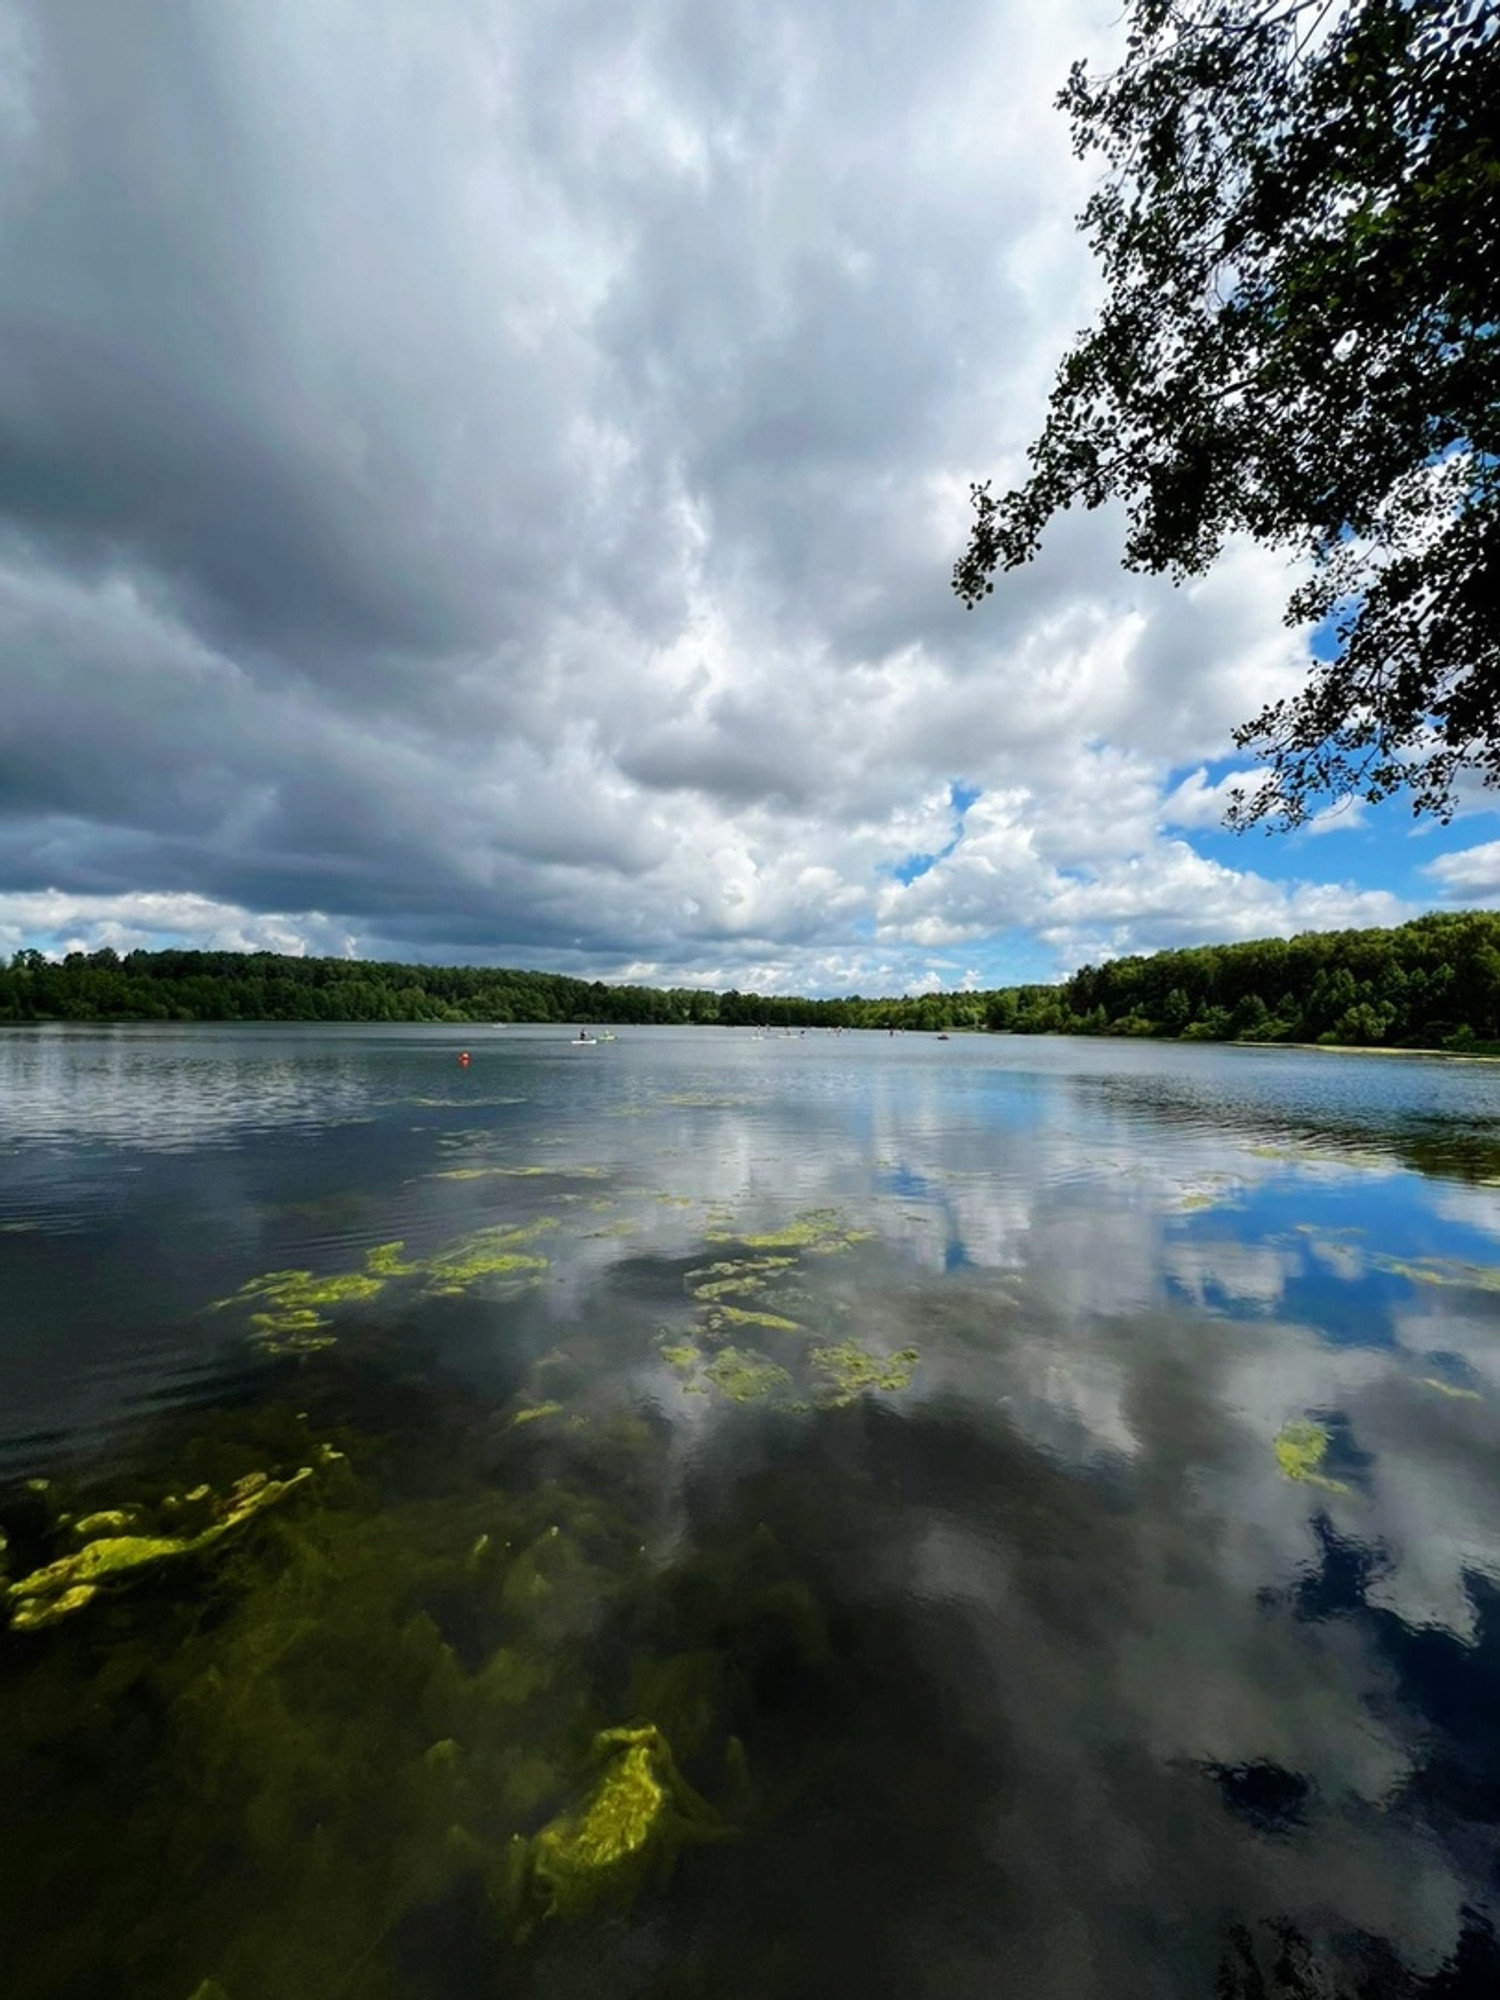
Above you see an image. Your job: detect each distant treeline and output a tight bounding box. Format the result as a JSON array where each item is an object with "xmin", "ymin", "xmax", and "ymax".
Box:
[
  {"xmin": 0, "ymin": 947, "xmax": 976, "ymax": 1030},
  {"xmin": 1019, "ymin": 909, "xmax": 1500, "ymax": 1051},
  {"xmin": 2, "ymin": 911, "xmax": 1499, "ymax": 1049}
]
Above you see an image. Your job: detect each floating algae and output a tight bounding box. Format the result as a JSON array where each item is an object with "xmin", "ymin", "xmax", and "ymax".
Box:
[
  {"xmin": 658, "ymin": 1338, "xmax": 702, "ymax": 1376},
  {"xmin": 1372, "ymin": 1253, "xmax": 1500, "ymax": 1293},
  {"xmin": 218, "ymin": 1271, "xmax": 385, "ymax": 1312},
  {"xmin": 246, "ymin": 1309, "xmax": 338, "ymax": 1354},
  {"xmin": 706, "ymin": 1207, "xmax": 875, "ymax": 1255},
  {"xmin": 685, "ymin": 1256, "xmax": 809, "ymax": 1346},
  {"xmin": 808, "ymin": 1341, "xmax": 920, "ymax": 1407},
  {"xmin": 210, "ymin": 1221, "xmax": 557, "ymax": 1351},
  {"xmin": 686, "ymin": 1255, "xmax": 796, "ymax": 1291},
  {"xmin": 1272, "ymin": 1420, "xmax": 1349, "ymax": 1493},
  {"xmin": 212, "ymin": 1268, "xmax": 387, "ymax": 1355},
  {"xmin": 419, "ymin": 1224, "xmax": 552, "ymax": 1295},
  {"xmin": 688, "ymin": 1273, "xmax": 769, "ymax": 1302},
  {"xmin": 1420, "ymin": 1377, "xmax": 1483, "ymax": 1400},
  {"xmin": 364, "ymin": 1240, "xmax": 421, "ymax": 1278},
  {"xmin": 667, "ymin": 1231, "xmax": 922, "ymax": 1411},
  {"xmin": 702, "ymin": 1348, "xmax": 795, "ymax": 1404},
  {"xmin": 712, "ymin": 1305, "xmax": 804, "ymax": 1334}
]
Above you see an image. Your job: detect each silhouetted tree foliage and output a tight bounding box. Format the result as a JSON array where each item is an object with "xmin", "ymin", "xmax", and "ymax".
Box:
[{"xmin": 955, "ymin": 0, "xmax": 1499, "ymax": 827}]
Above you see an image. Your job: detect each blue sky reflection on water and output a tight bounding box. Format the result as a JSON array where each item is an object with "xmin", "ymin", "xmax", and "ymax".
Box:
[
  {"xmin": 1154, "ymin": 1167, "xmax": 1500, "ymax": 1358},
  {"xmin": 5, "ymin": 1026, "xmax": 1500, "ymax": 1993}
]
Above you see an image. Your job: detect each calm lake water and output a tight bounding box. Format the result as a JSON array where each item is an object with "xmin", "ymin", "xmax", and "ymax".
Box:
[{"xmin": 5, "ymin": 1023, "xmax": 1500, "ymax": 1998}]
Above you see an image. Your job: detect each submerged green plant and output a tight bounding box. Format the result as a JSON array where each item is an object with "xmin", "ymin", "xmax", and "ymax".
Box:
[
  {"xmin": 364, "ymin": 1241, "xmax": 421, "ymax": 1278},
  {"xmin": 220, "ymin": 1271, "xmax": 385, "ymax": 1312},
  {"xmin": 702, "ymin": 1348, "xmax": 794, "ymax": 1405},
  {"xmin": 808, "ymin": 1342, "xmax": 920, "ymax": 1407},
  {"xmin": 1, "ymin": 1369, "xmax": 834, "ymax": 1996},
  {"xmin": 509, "ymin": 1401, "xmax": 565, "ymax": 1428},
  {"xmin": 417, "ymin": 1220, "xmax": 557, "ymax": 1294},
  {"xmin": 712, "ymin": 1305, "xmax": 804, "ymax": 1334},
  {"xmin": 1420, "ymin": 1377, "xmax": 1482, "ymax": 1401},
  {"xmin": 1272, "ymin": 1420, "xmax": 1349, "ymax": 1493},
  {"xmin": 7, "ymin": 1465, "xmax": 317, "ymax": 1631},
  {"xmin": 209, "ymin": 1220, "xmax": 559, "ymax": 1352},
  {"xmin": 1373, "ymin": 1255, "xmax": 1500, "ymax": 1294},
  {"xmin": 706, "ymin": 1208, "xmax": 874, "ymax": 1254},
  {"xmin": 688, "ymin": 1274, "xmax": 768, "ymax": 1302},
  {"xmin": 658, "ymin": 1339, "xmax": 702, "ymax": 1376},
  {"xmin": 213, "ymin": 1268, "xmax": 386, "ymax": 1354},
  {"xmin": 527, "ymin": 1724, "xmax": 728, "ymax": 1924}
]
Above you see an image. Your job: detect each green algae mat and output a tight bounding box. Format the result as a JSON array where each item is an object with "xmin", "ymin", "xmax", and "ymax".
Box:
[{"xmin": 0, "ymin": 1366, "xmax": 822, "ymax": 2000}]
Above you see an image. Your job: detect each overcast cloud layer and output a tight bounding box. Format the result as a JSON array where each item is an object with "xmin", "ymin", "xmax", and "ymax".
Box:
[{"xmin": 1, "ymin": 0, "xmax": 1494, "ymax": 993}]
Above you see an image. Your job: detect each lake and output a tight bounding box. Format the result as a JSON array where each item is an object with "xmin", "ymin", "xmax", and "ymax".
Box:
[{"xmin": 4, "ymin": 1022, "xmax": 1500, "ymax": 1998}]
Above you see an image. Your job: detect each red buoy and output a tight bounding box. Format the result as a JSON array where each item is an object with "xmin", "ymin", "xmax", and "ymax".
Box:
[{"xmin": 459, "ymin": 1051, "xmax": 470, "ymax": 1065}]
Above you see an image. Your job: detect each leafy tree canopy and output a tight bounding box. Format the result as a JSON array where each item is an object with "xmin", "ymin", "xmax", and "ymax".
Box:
[{"xmin": 954, "ymin": 0, "xmax": 1498, "ymax": 826}]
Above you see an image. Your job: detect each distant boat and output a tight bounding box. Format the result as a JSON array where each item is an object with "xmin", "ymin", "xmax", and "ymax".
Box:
[
  {"xmin": 936, "ymin": 1033, "xmax": 950, "ymax": 1041},
  {"xmin": 598, "ymin": 1031, "xmax": 617, "ymax": 1042},
  {"xmin": 573, "ymin": 1032, "xmax": 597, "ymax": 1046}
]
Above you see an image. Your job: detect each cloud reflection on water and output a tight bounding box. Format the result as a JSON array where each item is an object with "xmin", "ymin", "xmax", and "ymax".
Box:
[{"xmin": 6, "ymin": 1028, "xmax": 1500, "ymax": 1988}]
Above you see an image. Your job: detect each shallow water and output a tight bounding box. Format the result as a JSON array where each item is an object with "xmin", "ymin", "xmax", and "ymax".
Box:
[{"xmin": 4, "ymin": 1023, "xmax": 1500, "ymax": 1997}]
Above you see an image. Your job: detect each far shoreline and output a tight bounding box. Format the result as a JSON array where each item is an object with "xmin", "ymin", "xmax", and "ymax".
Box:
[{"xmin": 5, "ymin": 1016, "xmax": 1500, "ymax": 1063}]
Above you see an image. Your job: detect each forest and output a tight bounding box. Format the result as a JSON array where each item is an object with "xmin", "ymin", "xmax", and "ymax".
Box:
[{"xmin": 3, "ymin": 911, "xmax": 1500, "ymax": 1050}]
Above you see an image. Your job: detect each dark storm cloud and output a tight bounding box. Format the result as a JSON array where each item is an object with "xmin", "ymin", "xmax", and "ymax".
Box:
[
  {"xmin": 0, "ymin": 0, "xmax": 1418, "ymax": 983},
  {"xmin": 0, "ymin": 2, "xmax": 598, "ymax": 680}
]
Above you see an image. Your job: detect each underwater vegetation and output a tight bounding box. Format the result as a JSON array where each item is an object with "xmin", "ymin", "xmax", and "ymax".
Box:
[
  {"xmin": 808, "ymin": 1342, "xmax": 920, "ymax": 1406},
  {"xmin": 1273, "ymin": 1420, "xmax": 1350, "ymax": 1494},
  {"xmin": 1, "ymin": 1207, "xmax": 934, "ymax": 1997},
  {"xmin": 6, "ymin": 1459, "xmax": 327, "ymax": 1632},
  {"xmin": 655, "ymin": 1213, "xmax": 921, "ymax": 1413},
  {"xmin": 212, "ymin": 1222, "xmax": 558, "ymax": 1353},
  {"xmin": 704, "ymin": 1208, "xmax": 875, "ymax": 1255},
  {"xmin": 17, "ymin": 1171, "xmax": 1494, "ymax": 2000},
  {"xmin": 1373, "ymin": 1253, "xmax": 1500, "ymax": 1294},
  {"xmin": 525, "ymin": 1722, "xmax": 730, "ymax": 1924},
  {"xmin": 0, "ymin": 1348, "xmax": 843, "ymax": 2000},
  {"xmin": 701, "ymin": 1347, "xmax": 796, "ymax": 1405}
]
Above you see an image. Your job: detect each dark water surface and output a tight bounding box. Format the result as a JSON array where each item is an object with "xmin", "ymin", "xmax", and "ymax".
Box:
[{"xmin": 5, "ymin": 1023, "xmax": 1500, "ymax": 1997}]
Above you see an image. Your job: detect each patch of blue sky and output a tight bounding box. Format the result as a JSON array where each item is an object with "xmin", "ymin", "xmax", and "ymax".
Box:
[
  {"xmin": 888, "ymin": 780, "xmax": 983, "ymax": 887},
  {"xmin": 965, "ymin": 930, "xmax": 1058, "ymax": 987},
  {"xmin": 1161, "ymin": 747, "xmax": 1500, "ymax": 905},
  {"xmin": 1143, "ymin": 434, "xmax": 1500, "ymax": 910},
  {"xmin": 892, "ymin": 850, "xmax": 940, "ymax": 886}
]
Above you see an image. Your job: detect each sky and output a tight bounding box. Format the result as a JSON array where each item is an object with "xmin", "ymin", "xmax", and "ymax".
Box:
[{"xmin": 2, "ymin": 0, "xmax": 1497, "ymax": 997}]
